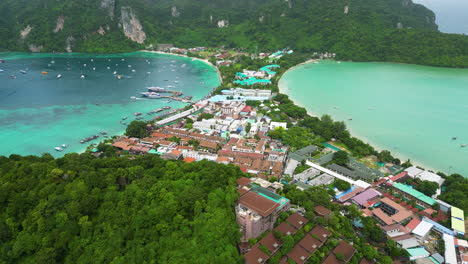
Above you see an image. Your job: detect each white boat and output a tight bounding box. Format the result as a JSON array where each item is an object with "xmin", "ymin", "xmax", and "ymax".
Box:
[
  {"xmin": 462, "ymin": 144, "xmax": 467, "ymax": 148},
  {"xmin": 140, "ymin": 92, "xmax": 162, "ymax": 99},
  {"xmin": 131, "ymin": 69, "xmax": 136, "ymax": 72},
  {"xmin": 20, "ymin": 70, "xmax": 27, "ymax": 74},
  {"xmin": 54, "ymin": 147, "xmax": 63, "ymax": 152},
  {"xmin": 61, "ymin": 144, "xmax": 67, "ymax": 148},
  {"xmin": 147, "ymin": 72, "xmax": 151, "ymax": 74},
  {"xmin": 91, "ymin": 59, "xmax": 94, "ymax": 62},
  {"xmin": 121, "ymin": 59, "xmax": 125, "ymax": 61},
  {"xmin": 81, "ymin": 74, "xmax": 85, "ymax": 79},
  {"xmin": 113, "ymin": 71, "xmax": 117, "ymax": 75},
  {"xmin": 107, "ymin": 66, "xmax": 110, "ymax": 69},
  {"xmin": 93, "ymin": 67, "xmax": 96, "ymax": 71},
  {"xmin": 83, "ymin": 64, "xmax": 87, "ymax": 67},
  {"xmin": 313, "ymin": 61, "xmax": 319, "ymax": 64},
  {"xmin": 128, "ymin": 65, "xmax": 132, "ymax": 68},
  {"xmin": 0, "ymin": 69, "xmax": 3, "ymax": 72},
  {"xmin": 57, "ymin": 74, "xmax": 62, "ymax": 79}
]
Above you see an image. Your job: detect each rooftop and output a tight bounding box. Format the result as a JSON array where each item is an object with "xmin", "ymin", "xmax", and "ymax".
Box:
[
  {"xmin": 412, "ymin": 221, "xmax": 434, "ymax": 237},
  {"xmin": 352, "ymin": 188, "xmax": 381, "ymax": 207},
  {"xmin": 259, "ymin": 232, "xmax": 282, "ymax": 254},
  {"xmin": 274, "ymin": 222, "xmax": 297, "ymax": 236},
  {"xmin": 287, "ymin": 244, "xmax": 310, "ymax": 264},
  {"xmin": 243, "ymin": 246, "xmax": 268, "ymax": 264},
  {"xmin": 314, "ymin": 205, "xmax": 331, "ymax": 216},
  {"xmin": 392, "ymin": 183, "xmax": 436, "ymax": 206},
  {"xmin": 333, "ymin": 240, "xmax": 356, "ymax": 262},
  {"xmin": 309, "ymin": 225, "xmax": 331, "ymax": 242},
  {"xmin": 298, "ymin": 234, "xmax": 322, "ymax": 253},
  {"xmin": 238, "ymin": 191, "xmax": 280, "ymax": 217},
  {"xmin": 286, "ymin": 213, "xmax": 308, "ymax": 229}
]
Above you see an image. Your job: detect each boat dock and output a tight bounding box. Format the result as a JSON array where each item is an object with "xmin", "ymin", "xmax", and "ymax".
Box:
[
  {"xmin": 155, "ymin": 107, "xmax": 200, "ymax": 126},
  {"xmin": 159, "ymin": 95, "xmax": 194, "ymax": 104}
]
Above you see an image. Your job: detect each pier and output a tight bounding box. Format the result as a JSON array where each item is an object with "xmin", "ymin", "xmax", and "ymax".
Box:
[{"xmin": 159, "ymin": 95, "xmax": 194, "ymax": 104}]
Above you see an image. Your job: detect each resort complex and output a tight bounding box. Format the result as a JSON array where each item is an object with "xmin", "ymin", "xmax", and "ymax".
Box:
[{"xmin": 99, "ymin": 47, "xmax": 468, "ymax": 264}]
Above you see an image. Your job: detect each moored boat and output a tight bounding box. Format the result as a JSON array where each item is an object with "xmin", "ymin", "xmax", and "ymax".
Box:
[
  {"xmin": 54, "ymin": 147, "xmax": 63, "ymax": 151},
  {"xmin": 57, "ymin": 74, "xmax": 62, "ymax": 79},
  {"xmin": 134, "ymin": 112, "xmax": 142, "ymax": 116},
  {"xmin": 140, "ymin": 92, "xmax": 162, "ymax": 99}
]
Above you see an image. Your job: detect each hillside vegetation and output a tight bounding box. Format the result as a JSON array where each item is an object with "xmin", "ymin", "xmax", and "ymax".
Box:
[
  {"xmin": 0, "ymin": 0, "xmax": 468, "ymax": 67},
  {"xmin": 0, "ymin": 154, "xmax": 242, "ymax": 264}
]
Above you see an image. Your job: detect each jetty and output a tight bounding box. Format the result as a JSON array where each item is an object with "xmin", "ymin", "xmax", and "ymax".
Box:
[{"xmin": 155, "ymin": 107, "xmax": 200, "ymax": 126}]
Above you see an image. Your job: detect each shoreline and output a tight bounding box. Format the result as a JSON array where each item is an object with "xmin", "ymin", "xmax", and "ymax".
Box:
[
  {"xmin": 139, "ymin": 50, "xmax": 223, "ymax": 85},
  {"xmin": 278, "ymin": 59, "xmax": 444, "ymax": 174}
]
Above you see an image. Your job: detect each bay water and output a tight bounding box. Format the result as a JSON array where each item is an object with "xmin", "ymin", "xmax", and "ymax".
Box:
[
  {"xmin": 0, "ymin": 52, "xmax": 220, "ymax": 157},
  {"xmin": 279, "ymin": 61, "xmax": 468, "ymax": 176}
]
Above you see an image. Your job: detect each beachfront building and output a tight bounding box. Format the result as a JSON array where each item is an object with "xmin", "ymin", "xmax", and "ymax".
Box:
[
  {"xmin": 236, "ymin": 184, "xmax": 290, "ymax": 241},
  {"xmin": 390, "ymin": 182, "xmax": 436, "ymax": 208},
  {"xmin": 221, "ymin": 88, "xmax": 272, "ymax": 99}
]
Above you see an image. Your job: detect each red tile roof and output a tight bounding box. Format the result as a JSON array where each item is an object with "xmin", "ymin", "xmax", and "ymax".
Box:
[
  {"xmin": 259, "ymin": 232, "xmax": 282, "ymax": 254},
  {"xmin": 372, "ymin": 208, "xmax": 394, "ymax": 225},
  {"xmin": 183, "ymin": 157, "xmax": 196, "ymax": 163},
  {"xmin": 236, "ymin": 177, "xmax": 252, "ymax": 187},
  {"xmin": 287, "ymin": 244, "xmax": 310, "ymax": 264},
  {"xmin": 286, "ymin": 213, "xmax": 308, "ymax": 229},
  {"xmin": 333, "ymin": 240, "xmax": 356, "ymax": 262},
  {"xmin": 309, "ymin": 225, "xmax": 331, "ymax": 242},
  {"xmin": 238, "ymin": 191, "xmax": 280, "ymax": 217},
  {"xmin": 244, "ymin": 246, "xmax": 268, "ymax": 264},
  {"xmin": 322, "ymin": 253, "xmax": 345, "ymax": 264},
  {"xmin": 405, "ymin": 218, "xmax": 421, "ymax": 231},
  {"xmin": 314, "ymin": 205, "xmax": 331, "ymax": 216},
  {"xmin": 298, "ymin": 234, "xmax": 323, "ymax": 254},
  {"xmin": 274, "ymin": 222, "xmax": 297, "ymax": 236}
]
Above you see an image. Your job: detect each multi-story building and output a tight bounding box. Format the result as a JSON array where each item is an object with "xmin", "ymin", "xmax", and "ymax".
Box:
[{"xmin": 236, "ymin": 184, "xmax": 290, "ymax": 241}]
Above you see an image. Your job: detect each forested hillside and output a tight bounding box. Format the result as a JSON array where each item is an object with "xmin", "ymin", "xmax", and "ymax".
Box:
[
  {"xmin": 0, "ymin": 154, "xmax": 242, "ymax": 263},
  {"xmin": 1, "ymin": 0, "xmax": 468, "ymax": 67}
]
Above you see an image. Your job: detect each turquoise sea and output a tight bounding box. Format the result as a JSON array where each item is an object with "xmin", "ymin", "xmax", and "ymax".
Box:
[
  {"xmin": 0, "ymin": 52, "xmax": 220, "ymax": 157},
  {"xmin": 279, "ymin": 61, "xmax": 468, "ymax": 176}
]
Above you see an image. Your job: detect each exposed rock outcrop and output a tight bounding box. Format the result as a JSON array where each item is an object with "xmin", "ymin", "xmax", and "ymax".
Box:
[
  {"xmin": 97, "ymin": 26, "xmax": 106, "ymax": 35},
  {"xmin": 120, "ymin": 7, "xmax": 146, "ymax": 44},
  {"xmin": 66, "ymin": 36, "xmax": 75, "ymax": 53},
  {"xmin": 171, "ymin": 6, "xmax": 180, "ymax": 17},
  {"xmin": 28, "ymin": 44, "xmax": 43, "ymax": 52},
  {"xmin": 20, "ymin": 25, "xmax": 32, "ymax": 39},
  {"xmin": 397, "ymin": 22, "xmax": 403, "ymax": 29},
  {"xmin": 259, "ymin": 16, "xmax": 264, "ymax": 23},
  {"xmin": 344, "ymin": 5, "xmax": 349, "ymax": 14},
  {"xmin": 101, "ymin": 0, "xmax": 115, "ymax": 19},
  {"xmin": 217, "ymin": 20, "xmax": 229, "ymax": 28},
  {"xmin": 54, "ymin": 15, "xmax": 65, "ymax": 33},
  {"xmin": 286, "ymin": 0, "xmax": 293, "ymax": 9}
]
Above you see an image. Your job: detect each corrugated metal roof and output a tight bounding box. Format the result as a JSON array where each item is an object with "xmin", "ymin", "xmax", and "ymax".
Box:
[{"xmin": 393, "ymin": 183, "xmax": 436, "ymax": 205}]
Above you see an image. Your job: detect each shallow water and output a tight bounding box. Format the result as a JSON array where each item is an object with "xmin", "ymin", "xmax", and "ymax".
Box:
[
  {"xmin": 279, "ymin": 60, "xmax": 468, "ymax": 176},
  {"xmin": 0, "ymin": 52, "xmax": 220, "ymax": 157}
]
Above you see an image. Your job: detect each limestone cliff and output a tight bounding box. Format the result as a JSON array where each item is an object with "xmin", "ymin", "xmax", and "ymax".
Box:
[
  {"xmin": 120, "ymin": 7, "xmax": 146, "ymax": 44},
  {"xmin": 54, "ymin": 15, "xmax": 65, "ymax": 33}
]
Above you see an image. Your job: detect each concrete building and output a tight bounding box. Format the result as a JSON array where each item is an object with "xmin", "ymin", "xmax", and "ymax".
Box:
[{"xmin": 236, "ymin": 185, "xmax": 290, "ymax": 241}]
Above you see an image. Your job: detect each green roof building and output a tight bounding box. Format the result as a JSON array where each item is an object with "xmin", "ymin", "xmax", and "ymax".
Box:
[{"xmin": 392, "ymin": 183, "xmax": 436, "ymax": 207}]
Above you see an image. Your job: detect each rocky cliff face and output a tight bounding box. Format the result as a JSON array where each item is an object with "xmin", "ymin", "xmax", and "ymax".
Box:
[
  {"xmin": 20, "ymin": 25, "xmax": 32, "ymax": 39},
  {"xmin": 101, "ymin": 0, "xmax": 115, "ymax": 19},
  {"xmin": 54, "ymin": 15, "xmax": 65, "ymax": 33},
  {"xmin": 120, "ymin": 7, "xmax": 146, "ymax": 44}
]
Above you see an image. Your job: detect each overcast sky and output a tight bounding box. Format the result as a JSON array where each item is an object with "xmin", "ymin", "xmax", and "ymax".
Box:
[{"xmin": 413, "ymin": 0, "xmax": 468, "ymax": 34}]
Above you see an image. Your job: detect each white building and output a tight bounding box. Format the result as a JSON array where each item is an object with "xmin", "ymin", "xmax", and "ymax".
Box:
[
  {"xmin": 412, "ymin": 221, "xmax": 434, "ymax": 241},
  {"xmin": 182, "ymin": 150, "xmax": 218, "ymax": 161},
  {"xmin": 269, "ymin": 122, "xmax": 288, "ymax": 130}
]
